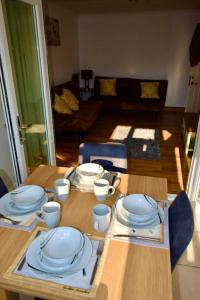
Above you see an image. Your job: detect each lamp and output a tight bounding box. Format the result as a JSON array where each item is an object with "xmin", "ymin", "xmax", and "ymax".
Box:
[{"xmin": 81, "ymin": 70, "xmax": 93, "ymax": 90}]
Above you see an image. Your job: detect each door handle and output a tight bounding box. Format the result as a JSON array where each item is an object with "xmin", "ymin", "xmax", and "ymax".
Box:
[
  {"xmin": 191, "ymin": 81, "xmax": 198, "ymax": 85},
  {"xmin": 20, "ymin": 123, "xmax": 32, "ymax": 130}
]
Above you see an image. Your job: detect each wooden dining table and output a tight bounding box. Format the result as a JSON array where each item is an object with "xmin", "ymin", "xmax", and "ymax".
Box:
[{"xmin": 0, "ymin": 165, "xmax": 172, "ymax": 300}]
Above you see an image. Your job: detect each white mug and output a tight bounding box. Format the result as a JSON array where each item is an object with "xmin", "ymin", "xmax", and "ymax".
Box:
[
  {"xmin": 54, "ymin": 178, "xmax": 70, "ymax": 201},
  {"xmin": 36, "ymin": 202, "xmax": 61, "ymax": 229},
  {"xmin": 94, "ymin": 178, "xmax": 115, "ymax": 201},
  {"xmin": 92, "ymin": 204, "xmax": 111, "ymax": 232}
]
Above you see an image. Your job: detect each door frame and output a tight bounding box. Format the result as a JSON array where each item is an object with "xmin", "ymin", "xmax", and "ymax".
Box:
[
  {"xmin": 0, "ymin": 0, "xmax": 56, "ymax": 182},
  {"xmin": 186, "ymin": 115, "xmax": 200, "ymax": 202}
]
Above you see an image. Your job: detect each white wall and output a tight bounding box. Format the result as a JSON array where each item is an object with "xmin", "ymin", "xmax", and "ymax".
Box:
[
  {"xmin": 44, "ymin": 1, "xmax": 79, "ymax": 86},
  {"xmin": 78, "ymin": 11, "xmax": 200, "ymax": 107}
]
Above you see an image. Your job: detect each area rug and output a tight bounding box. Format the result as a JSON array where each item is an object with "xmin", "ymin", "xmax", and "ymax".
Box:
[{"xmin": 111, "ymin": 126, "xmax": 160, "ymax": 160}]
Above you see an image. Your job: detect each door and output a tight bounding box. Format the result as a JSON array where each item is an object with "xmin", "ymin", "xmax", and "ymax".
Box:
[
  {"xmin": 0, "ymin": 0, "xmax": 55, "ymax": 181},
  {"xmin": 185, "ymin": 63, "xmax": 200, "ymax": 113}
]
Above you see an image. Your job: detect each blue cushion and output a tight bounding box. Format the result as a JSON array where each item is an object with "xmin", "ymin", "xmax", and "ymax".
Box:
[
  {"xmin": 92, "ymin": 159, "xmax": 127, "ymax": 173},
  {"xmin": 169, "ymin": 191, "xmax": 194, "ymax": 271},
  {"xmin": 79, "ymin": 143, "xmax": 128, "ymax": 173}
]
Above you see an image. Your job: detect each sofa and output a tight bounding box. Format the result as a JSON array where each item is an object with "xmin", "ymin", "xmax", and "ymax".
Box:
[
  {"xmin": 91, "ymin": 76, "xmax": 168, "ymax": 111},
  {"xmin": 51, "ymin": 74, "xmax": 103, "ymax": 133}
]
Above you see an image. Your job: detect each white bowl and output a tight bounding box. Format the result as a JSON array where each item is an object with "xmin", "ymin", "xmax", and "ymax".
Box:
[
  {"xmin": 11, "ymin": 185, "xmax": 45, "ymax": 206},
  {"xmin": 122, "ymin": 194, "xmax": 158, "ymax": 218},
  {"xmin": 40, "ymin": 244, "xmax": 84, "ymax": 267},
  {"xmin": 41, "ymin": 227, "xmax": 84, "ymax": 262},
  {"xmin": 76, "ymin": 163, "xmax": 104, "ymax": 185}
]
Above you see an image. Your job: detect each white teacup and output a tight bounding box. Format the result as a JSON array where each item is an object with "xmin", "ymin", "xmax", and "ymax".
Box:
[
  {"xmin": 92, "ymin": 204, "xmax": 111, "ymax": 232},
  {"xmin": 37, "ymin": 202, "xmax": 61, "ymax": 229},
  {"xmin": 94, "ymin": 179, "xmax": 115, "ymax": 201},
  {"xmin": 54, "ymin": 178, "xmax": 70, "ymax": 201}
]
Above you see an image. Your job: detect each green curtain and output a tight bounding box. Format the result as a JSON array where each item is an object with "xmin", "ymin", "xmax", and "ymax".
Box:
[{"xmin": 3, "ymin": 0, "xmax": 48, "ymax": 173}]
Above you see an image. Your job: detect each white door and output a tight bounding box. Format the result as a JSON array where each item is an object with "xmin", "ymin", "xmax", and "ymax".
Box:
[
  {"xmin": 185, "ymin": 63, "xmax": 200, "ymax": 113},
  {"xmin": 0, "ymin": 0, "xmax": 55, "ymax": 181}
]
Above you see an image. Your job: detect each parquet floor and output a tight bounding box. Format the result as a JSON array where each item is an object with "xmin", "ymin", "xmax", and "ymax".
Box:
[{"xmin": 55, "ymin": 109, "xmax": 191, "ymax": 194}]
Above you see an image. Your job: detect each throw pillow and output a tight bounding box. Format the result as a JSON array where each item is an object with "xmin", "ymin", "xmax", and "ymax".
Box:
[
  {"xmin": 140, "ymin": 82, "xmax": 160, "ymax": 99},
  {"xmin": 99, "ymin": 79, "xmax": 117, "ymax": 96},
  {"xmin": 53, "ymin": 94, "xmax": 72, "ymax": 114},
  {"xmin": 62, "ymin": 89, "xmax": 79, "ymax": 111}
]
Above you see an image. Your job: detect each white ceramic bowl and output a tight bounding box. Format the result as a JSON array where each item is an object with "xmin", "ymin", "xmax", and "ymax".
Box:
[
  {"xmin": 11, "ymin": 185, "xmax": 45, "ymax": 206},
  {"xmin": 76, "ymin": 163, "xmax": 104, "ymax": 185},
  {"xmin": 41, "ymin": 227, "xmax": 84, "ymax": 263},
  {"xmin": 121, "ymin": 194, "xmax": 158, "ymax": 219}
]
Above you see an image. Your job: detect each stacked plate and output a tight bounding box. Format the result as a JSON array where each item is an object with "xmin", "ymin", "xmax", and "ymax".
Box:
[
  {"xmin": 0, "ymin": 185, "xmax": 48, "ymax": 216},
  {"xmin": 26, "ymin": 227, "xmax": 93, "ymax": 275},
  {"xmin": 114, "ymin": 194, "xmax": 164, "ymax": 229}
]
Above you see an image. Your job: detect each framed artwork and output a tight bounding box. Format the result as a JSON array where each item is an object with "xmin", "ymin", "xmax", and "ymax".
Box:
[{"xmin": 45, "ymin": 16, "xmax": 61, "ymax": 46}]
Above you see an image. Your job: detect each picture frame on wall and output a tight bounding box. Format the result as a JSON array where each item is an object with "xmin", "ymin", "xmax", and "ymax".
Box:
[{"xmin": 45, "ymin": 16, "xmax": 61, "ymax": 46}]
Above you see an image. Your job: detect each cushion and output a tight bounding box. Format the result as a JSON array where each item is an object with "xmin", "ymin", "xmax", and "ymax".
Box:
[
  {"xmin": 140, "ymin": 82, "xmax": 160, "ymax": 99},
  {"xmin": 99, "ymin": 79, "xmax": 117, "ymax": 96},
  {"xmin": 53, "ymin": 94, "xmax": 72, "ymax": 114},
  {"xmin": 62, "ymin": 88, "xmax": 79, "ymax": 111}
]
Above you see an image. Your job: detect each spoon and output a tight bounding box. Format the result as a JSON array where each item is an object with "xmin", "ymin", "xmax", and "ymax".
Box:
[{"xmin": 0, "ymin": 213, "xmax": 21, "ymax": 225}]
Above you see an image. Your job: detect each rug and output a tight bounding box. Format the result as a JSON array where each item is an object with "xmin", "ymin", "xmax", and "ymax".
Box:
[{"xmin": 111, "ymin": 126, "xmax": 160, "ymax": 160}]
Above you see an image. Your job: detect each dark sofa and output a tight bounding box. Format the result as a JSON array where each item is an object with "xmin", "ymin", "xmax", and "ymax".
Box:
[
  {"xmin": 91, "ymin": 76, "xmax": 168, "ymax": 111},
  {"xmin": 51, "ymin": 74, "xmax": 103, "ymax": 133}
]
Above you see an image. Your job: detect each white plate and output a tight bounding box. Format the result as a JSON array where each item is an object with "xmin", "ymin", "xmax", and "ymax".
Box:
[
  {"xmin": 0, "ymin": 192, "xmax": 48, "ymax": 216},
  {"xmin": 113, "ymin": 203, "xmax": 164, "ymax": 229},
  {"xmin": 26, "ymin": 233, "xmax": 93, "ymax": 275}
]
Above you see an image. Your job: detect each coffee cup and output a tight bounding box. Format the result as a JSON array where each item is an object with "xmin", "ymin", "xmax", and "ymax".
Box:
[
  {"xmin": 92, "ymin": 204, "xmax": 111, "ymax": 232},
  {"xmin": 94, "ymin": 178, "xmax": 115, "ymax": 201},
  {"xmin": 54, "ymin": 178, "xmax": 70, "ymax": 201},
  {"xmin": 36, "ymin": 202, "xmax": 61, "ymax": 229}
]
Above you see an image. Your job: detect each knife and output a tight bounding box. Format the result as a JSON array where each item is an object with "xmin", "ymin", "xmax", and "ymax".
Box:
[
  {"xmin": 17, "ymin": 230, "xmax": 43, "ymax": 271},
  {"xmin": 113, "ymin": 234, "xmax": 160, "ymax": 242},
  {"xmin": 64, "ymin": 167, "xmax": 75, "ymax": 179}
]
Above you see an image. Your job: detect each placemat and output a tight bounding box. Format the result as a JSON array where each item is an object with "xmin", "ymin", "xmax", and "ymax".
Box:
[
  {"xmin": 14, "ymin": 230, "xmax": 104, "ymax": 291},
  {"xmin": 0, "ymin": 193, "xmax": 54, "ymax": 232},
  {"xmin": 107, "ymin": 200, "xmax": 169, "ymax": 249}
]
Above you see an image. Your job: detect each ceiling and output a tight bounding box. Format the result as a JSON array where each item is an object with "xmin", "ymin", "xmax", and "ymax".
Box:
[{"xmin": 48, "ymin": 0, "xmax": 200, "ymax": 14}]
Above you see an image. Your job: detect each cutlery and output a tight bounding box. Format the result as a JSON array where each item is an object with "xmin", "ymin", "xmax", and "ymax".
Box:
[
  {"xmin": 0, "ymin": 213, "xmax": 21, "ymax": 225},
  {"xmin": 111, "ymin": 175, "xmax": 116, "ymax": 186},
  {"xmin": 17, "ymin": 256, "xmax": 26, "ymax": 271},
  {"xmin": 17, "ymin": 230, "xmax": 42, "ymax": 272},
  {"xmin": 64, "ymin": 167, "xmax": 75, "ymax": 179},
  {"xmin": 113, "ymin": 234, "xmax": 160, "ymax": 241},
  {"xmin": 27, "ymin": 263, "xmax": 64, "ymax": 278},
  {"xmin": 90, "ymin": 242, "xmax": 102, "ymax": 285}
]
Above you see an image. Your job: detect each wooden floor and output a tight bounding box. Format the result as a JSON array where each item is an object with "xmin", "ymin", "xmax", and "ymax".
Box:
[{"xmin": 55, "ymin": 109, "xmax": 191, "ymax": 194}]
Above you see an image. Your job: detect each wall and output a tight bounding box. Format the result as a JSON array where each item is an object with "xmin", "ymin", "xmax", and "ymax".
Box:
[
  {"xmin": 43, "ymin": 1, "xmax": 79, "ymax": 86},
  {"xmin": 0, "ymin": 95, "xmax": 16, "ymax": 190},
  {"xmin": 78, "ymin": 11, "xmax": 200, "ymax": 107}
]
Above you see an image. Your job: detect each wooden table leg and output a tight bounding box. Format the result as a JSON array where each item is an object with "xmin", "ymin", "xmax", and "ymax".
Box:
[{"xmin": 0, "ymin": 289, "xmax": 13, "ymax": 300}]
